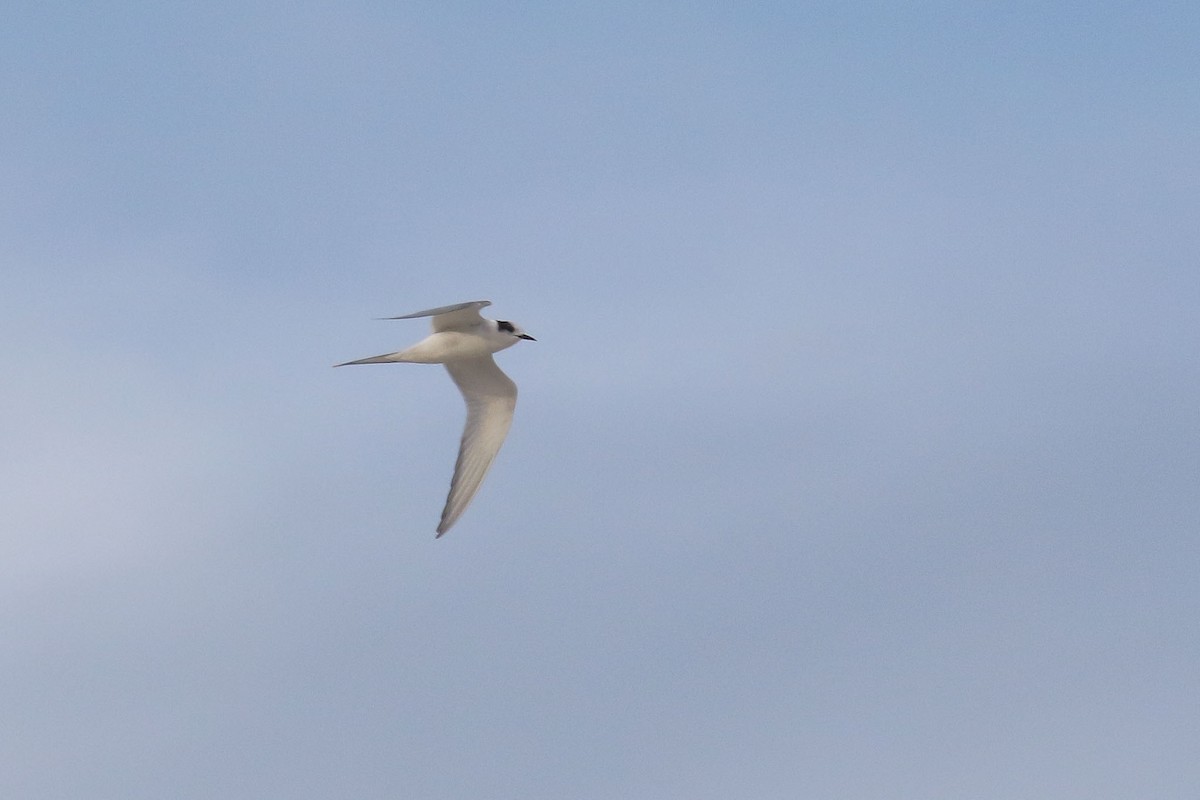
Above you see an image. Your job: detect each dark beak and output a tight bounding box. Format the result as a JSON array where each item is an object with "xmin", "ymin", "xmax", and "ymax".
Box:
[{"xmin": 519, "ymin": 334, "xmax": 536, "ymax": 341}]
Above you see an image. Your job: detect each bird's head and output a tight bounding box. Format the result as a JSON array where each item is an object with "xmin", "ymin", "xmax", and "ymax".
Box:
[{"xmin": 496, "ymin": 320, "xmax": 536, "ymax": 342}]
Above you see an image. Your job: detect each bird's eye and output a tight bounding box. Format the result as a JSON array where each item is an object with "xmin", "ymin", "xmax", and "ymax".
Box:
[{"xmin": 497, "ymin": 320, "xmax": 515, "ymax": 333}]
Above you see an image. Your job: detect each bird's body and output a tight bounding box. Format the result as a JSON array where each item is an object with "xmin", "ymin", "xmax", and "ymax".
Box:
[{"xmin": 336, "ymin": 300, "xmax": 534, "ymax": 537}]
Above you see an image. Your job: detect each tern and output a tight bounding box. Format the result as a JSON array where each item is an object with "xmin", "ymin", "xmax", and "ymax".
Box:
[{"xmin": 336, "ymin": 300, "xmax": 535, "ymax": 537}]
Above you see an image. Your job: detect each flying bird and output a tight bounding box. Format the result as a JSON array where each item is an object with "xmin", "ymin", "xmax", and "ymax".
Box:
[{"xmin": 336, "ymin": 300, "xmax": 535, "ymax": 537}]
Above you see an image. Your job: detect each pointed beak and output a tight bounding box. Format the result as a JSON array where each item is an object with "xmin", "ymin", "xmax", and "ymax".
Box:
[{"xmin": 519, "ymin": 334, "xmax": 536, "ymax": 341}]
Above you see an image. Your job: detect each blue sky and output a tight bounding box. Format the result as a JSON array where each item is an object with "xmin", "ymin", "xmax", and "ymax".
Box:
[{"xmin": 3, "ymin": 3, "xmax": 1198, "ymax": 797}]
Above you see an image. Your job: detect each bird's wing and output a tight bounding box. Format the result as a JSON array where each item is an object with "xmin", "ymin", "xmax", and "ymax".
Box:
[
  {"xmin": 437, "ymin": 356, "xmax": 517, "ymax": 536},
  {"xmin": 384, "ymin": 300, "xmax": 491, "ymax": 332}
]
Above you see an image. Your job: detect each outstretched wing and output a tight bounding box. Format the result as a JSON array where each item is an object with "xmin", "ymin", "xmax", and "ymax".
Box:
[
  {"xmin": 437, "ymin": 356, "xmax": 517, "ymax": 536},
  {"xmin": 384, "ymin": 300, "xmax": 491, "ymax": 332}
]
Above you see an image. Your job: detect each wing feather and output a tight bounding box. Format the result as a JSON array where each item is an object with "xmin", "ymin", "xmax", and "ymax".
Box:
[
  {"xmin": 437, "ymin": 356, "xmax": 517, "ymax": 536},
  {"xmin": 383, "ymin": 300, "xmax": 491, "ymax": 332}
]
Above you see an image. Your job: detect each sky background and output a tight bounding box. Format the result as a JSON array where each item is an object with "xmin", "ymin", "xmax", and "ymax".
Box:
[{"xmin": 3, "ymin": 2, "xmax": 1199, "ymax": 798}]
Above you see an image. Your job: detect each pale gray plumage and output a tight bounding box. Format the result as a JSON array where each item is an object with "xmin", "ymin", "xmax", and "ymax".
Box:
[
  {"xmin": 440, "ymin": 357, "xmax": 517, "ymax": 534},
  {"xmin": 336, "ymin": 300, "xmax": 534, "ymax": 537}
]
